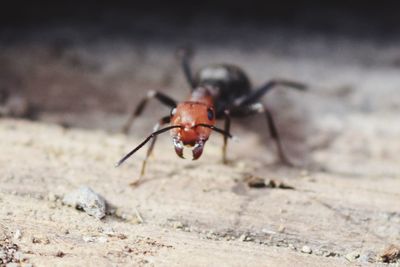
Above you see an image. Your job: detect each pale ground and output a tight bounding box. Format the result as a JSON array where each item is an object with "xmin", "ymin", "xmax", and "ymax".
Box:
[
  {"xmin": 1, "ymin": 27, "xmax": 400, "ymax": 266},
  {"xmin": 0, "ymin": 110, "xmax": 399, "ymax": 266}
]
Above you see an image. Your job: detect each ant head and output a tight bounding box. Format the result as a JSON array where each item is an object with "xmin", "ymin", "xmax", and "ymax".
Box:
[{"xmin": 169, "ymin": 102, "xmax": 216, "ymax": 160}]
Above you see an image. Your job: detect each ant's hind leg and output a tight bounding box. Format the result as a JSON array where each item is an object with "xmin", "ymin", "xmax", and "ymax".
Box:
[
  {"xmin": 235, "ymin": 79, "xmax": 307, "ymax": 107},
  {"xmin": 130, "ymin": 116, "xmax": 171, "ymax": 186},
  {"xmin": 177, "ymin": 46, "xmax": 196, "ymax": 90},
  {"xmin": 121, "ymin": 91, "xmax": 176, "ymax": 134},
  {"xmin": 222, "ymin": 110, "xmax": 231, "ymax": 164},
  {"xmin": 263, "ymin": 107, "xmax": 294, "ymax": 166},
  {"xmin": 230, "ymin": 103, "xmax": 294, "ymax": 167}
]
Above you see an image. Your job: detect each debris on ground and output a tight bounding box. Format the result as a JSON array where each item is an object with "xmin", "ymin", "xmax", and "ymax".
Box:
[
  {"xmin": 239, "ymin": 234, "xmax": 253, "ymax": 242},
  {"xmin": 31, "ymin": 236, "xmax": 50, "ymax": 245},
  {"xmin": 379, "ymin": 244, "xmax": 400, "ymax": 263},
  {"xmin": 323, "ymin": 251, "xmax": 338, "ymax": 257},
  {"xmin": 266, "ymin": 179, "xmax": 295, "ymax": 190},
  {"xmin": 344, "ymin": 251, "xmax": 360, "ymax": 262},
  {"xmin": 245, "ymin": 175, "xmax": 267, "ymax": 188},
  {"xmin": 55, "ymin": 251, "xmax": 65, "ymax": 258},
  {"xmin": 135, "ymin": 208, "xmax": 144, "ymax": 223},
  {"xmin": 114, "ymin": 208, "xmax": 142, "ymax": 224},
  {"xmin": 62, "ymin": 186, "xmax": 108, "ymax": 219},
  {"xmin": 359, "ymin": 250, "xmax": 376, "ymax": 263},
  {"xmin": 82, "ymin": 236, "xmax": 96, "ymax": 243},
  {"xmin": 244, "ymin": 175, "xmax": 295, "ymax": 190},
  {"xmin": 301, "ymin": 245, "xmax": 312, "ymax": 254},
  {"xmin": 12, "ymin": 230, "xmax": 21, "ymax": 241},
  {"xmin": 0, "ymin": 240, "xmax": 28, "ymax": 266},
  {"xmin": 172, "ymin": 221, "xmax": 184, "ymax": 229}
]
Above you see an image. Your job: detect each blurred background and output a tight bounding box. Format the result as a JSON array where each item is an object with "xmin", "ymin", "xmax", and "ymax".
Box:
[{"xmin": 1, "ymin": 1, "xmax": 399, "ymax": 170}]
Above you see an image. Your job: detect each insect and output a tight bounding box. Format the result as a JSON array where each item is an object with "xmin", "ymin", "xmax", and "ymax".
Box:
[{"xmin": 117, "ymin": 49, "xmax": 307, "ymax": 183}]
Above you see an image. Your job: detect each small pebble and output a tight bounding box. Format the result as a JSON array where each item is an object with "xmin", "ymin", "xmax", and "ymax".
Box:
[
  {"xmin": 62, "ymin": 186, "xmax": 108, "ymax": 219},
  {"xmin": 101, "ymin": 226, "xmax": 115, "ymax": 236},
  {"xmin": 224, "ymin": 236, "xmax": 231, "ymax": 241},
  {"xmin": 239, "ymin": 234, "xmax": 247, "ymax": 241},
  {"xmin": 13, "ymin": 229, "xmax": 22, "ymax": 240},
  {"xmin": 301, "ymin": 245, "xmax": 312, "ymax": 254},
  {"xmin": 117, "ymin": 234, "xmax": 127, "ymax": 240},
  {"xmin": 324, "ymin": 251, "xmax": 337, "ymax": 257},
  {"xmin": 48, "ymin": 192, "xmax": 58, "ymax": 202},
  {"xmin": 246, "ymin": 175, "xmax": 266, "ymax": 188},
  {"xmin": 359, "ymin": 250, "xmax": 375, "ymax": 263},
  {"xmin": 172, "ymin": 221, "xmax": 184, "ymax": 229},
  {"xmin": 345, "ymin": 251, "xmax": 360, "ymax": 262},
  {"xmin": 206, "ymin": 231, "xmax": 215, "ymax": 239},
  {"xmin": 115, "ymin": 209, "xmax": 139, "ymax": 223},
  {"xmin": 83, "ymin": 236, "xmax": 96, "ymax": 243},
  {"xmin": 32, "ymin": 237, "xmax": 50, "ymax": 244},
  {"xmin": 56, "ymin": 251, "xmax": 65, "ymax": 257},
  {"xmin": 239, "ymin": 234, "xmax": 253, "ymax": 242}
]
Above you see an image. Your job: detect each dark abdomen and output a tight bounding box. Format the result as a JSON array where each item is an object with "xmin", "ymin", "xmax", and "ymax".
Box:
[{"xmin": 194, "ymin": 64, "xmax": 251, "ymax": 112}]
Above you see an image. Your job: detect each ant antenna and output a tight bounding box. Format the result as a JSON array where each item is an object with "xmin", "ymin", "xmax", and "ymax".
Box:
[{"xmin": 116, "ymin": 125, "xmax": 183, "ymax": 167}]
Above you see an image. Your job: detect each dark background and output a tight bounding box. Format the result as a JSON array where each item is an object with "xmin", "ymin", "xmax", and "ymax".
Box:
[{"xmin": 1, "ymin": 1, "xmax": 400, "ymax": 38}]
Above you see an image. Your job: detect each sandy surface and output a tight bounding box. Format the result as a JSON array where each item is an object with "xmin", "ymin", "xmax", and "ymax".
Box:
[{"xmin": 0, "ymin": 113, "xmax": 399, "ymax": 266}]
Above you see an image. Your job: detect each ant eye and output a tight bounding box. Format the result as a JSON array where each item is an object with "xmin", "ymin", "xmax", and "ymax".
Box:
[
  {"xmin": 170, "ymin": 108, "xmax": 177, "ymax": 117},
  {"xmin": 207, "ymin": 108, "xmax": 214, "ymax": 120}
]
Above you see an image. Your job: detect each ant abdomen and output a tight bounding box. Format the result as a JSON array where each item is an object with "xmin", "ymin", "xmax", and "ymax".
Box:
[{"xmin": 194, "ymin": 64, "xmax": 252, "ymax": 104}]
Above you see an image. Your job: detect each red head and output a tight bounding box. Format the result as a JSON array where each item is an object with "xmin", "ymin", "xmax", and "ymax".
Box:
[{"xmin": 169, "ymin": 101, "xmax": 216, "ymax": 160}]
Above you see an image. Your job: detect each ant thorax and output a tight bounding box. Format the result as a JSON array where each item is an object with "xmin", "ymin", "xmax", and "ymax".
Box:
[{"xmin": 190, "ymin": 86, "xmax": 218, "ymax": 102}]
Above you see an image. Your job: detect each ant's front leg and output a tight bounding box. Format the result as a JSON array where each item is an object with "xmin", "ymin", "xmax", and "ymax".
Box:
[
  {"xmin": 121, "ymin": 91, "xmax": 176, "ymax": 134},
  {"xmin": 230, "ymin": 103, "xmax": 294, "ymax": 167},
  {"xmin": 130, "ymin": 115, "xmax": 171, "ymax": 186}
]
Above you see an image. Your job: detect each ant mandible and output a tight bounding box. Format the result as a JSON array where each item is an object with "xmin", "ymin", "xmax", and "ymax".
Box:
[{"xmin": 117, "ymin": 49, "xmax": 307, "ymax": 183}]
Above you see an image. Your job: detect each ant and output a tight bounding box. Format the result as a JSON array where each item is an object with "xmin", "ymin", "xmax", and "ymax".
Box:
[{"xmin": 117, "ymin": 49, "xmax": 307, "ymax": 184}]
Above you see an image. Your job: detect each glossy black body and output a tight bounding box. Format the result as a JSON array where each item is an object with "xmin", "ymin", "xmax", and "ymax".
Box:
[{"xmin": 193, "ymin": 64, "xmax": 252, "ymax": 117}]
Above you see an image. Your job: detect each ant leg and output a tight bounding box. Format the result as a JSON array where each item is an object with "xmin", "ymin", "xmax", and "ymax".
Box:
[
  {"xmin": 263, "ymin": 107, "xmax": 293, "ymax": 166},
  {"xmin": 122, "ymin": 91, "xmax": 176, "ymax": 134},
  {"xmin": 235, "ymin": 79, "xmax": 307, "ymax": 107},
  {"xmin": 222, "ymin": 110, "xmax": 231, "ymax": 164},
  {"xmin": 131, "ymin": 115, "xmax": 171, "ymax": 186},
  {"xmin": 177, "ymin": 47, "xmax": 195, "ymax": 89},
  {"xmin": 230, "ymin": 103, "xmax": 293, "ymax": 166}
]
